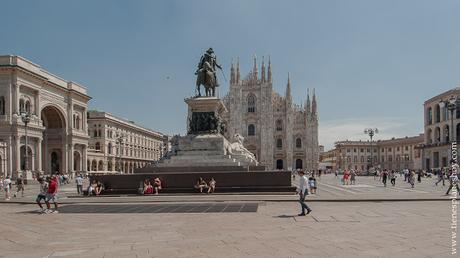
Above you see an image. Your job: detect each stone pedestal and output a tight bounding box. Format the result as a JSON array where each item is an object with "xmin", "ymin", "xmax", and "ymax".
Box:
[
  {"xmin": 185, "ymin": 96, "xmax": 227, "ymax": 135},
  {"xmin": 156, "ymin": 96, "xmax": 258, "ymax": 168}
]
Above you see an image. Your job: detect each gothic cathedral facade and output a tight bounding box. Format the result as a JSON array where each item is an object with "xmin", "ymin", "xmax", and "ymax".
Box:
[{"xmin": 222, "ymin": 56, "xmax": 319, "ymax": 171}]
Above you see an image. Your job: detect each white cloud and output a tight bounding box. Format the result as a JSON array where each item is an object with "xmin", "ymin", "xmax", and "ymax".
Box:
[{"xmin": 319, "ymin": 116, "xmax": 423, "ymax": 150}]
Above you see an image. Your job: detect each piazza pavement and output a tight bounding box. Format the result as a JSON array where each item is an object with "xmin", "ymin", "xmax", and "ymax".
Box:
[{"xmin": 0, "ymin": 174, "xmax": 457, "ymax": 258}]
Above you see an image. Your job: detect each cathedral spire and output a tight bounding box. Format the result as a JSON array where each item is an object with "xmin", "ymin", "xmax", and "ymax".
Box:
[
  {"xmin": 306, "ymin": 88, "xmax": 311, "ymax": 115},
  {"xmin": 267, "ymin": 56, "xmax": 272, "ymax": 83},
  {"xmin": 312, "ymin": 88, "xmax": 317, "ymax": 115},
  {"xmin": 261, "ymin": 56, "xmax": 266, "ymax": 83},
  {"xmin": 230, "ymin": 60, "xmax": 235, "ymax": 85},
  {"xmin": 285, "ymin": 73, "xmax": 292, "ymax": 105},
  {"xmin": 236, "ymin": 57, "xmax": 240, "ymax": 83},
  {"xmin": 253, "ymin": 54, "xmax": 258, "ymax": 81}
]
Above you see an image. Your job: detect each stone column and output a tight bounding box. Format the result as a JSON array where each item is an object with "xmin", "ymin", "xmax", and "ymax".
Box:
[
  {"xmin": 15, "ymin": 135, "xmax": 20, "ymax": 178},
  {"xmin": 37, "ymin": 138, "xmax": 42, "ymax": 174},
  {"xmin": 14, "ymin": 83, "xmax": 19, "ymax": 114},
  {"xmin": 82, "ymin": 145, "xmax": 87, "ymax": 171},
  {"xmin": 62, "ymin": 141, "xmax": 68, "ymax": 175},
  {"xmin": 69, "ymin": 143, "xmax": 74, "ymax": 177}
]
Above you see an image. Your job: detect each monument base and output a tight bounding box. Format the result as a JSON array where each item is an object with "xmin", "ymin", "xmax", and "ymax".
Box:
[{"xmin": 157, "ymin": 134, "xmax": 257, "ymax": 167}]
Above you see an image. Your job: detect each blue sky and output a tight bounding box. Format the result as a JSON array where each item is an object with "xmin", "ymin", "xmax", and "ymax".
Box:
[{"xmin": 2, "ymin": 0, "xmax": 459, "ymax": 149}]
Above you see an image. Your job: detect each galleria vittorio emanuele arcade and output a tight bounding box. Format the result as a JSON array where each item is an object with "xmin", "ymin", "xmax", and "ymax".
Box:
[{"xmin": 0, "ymin": 55, "xmax": 91, "ymax": 179}]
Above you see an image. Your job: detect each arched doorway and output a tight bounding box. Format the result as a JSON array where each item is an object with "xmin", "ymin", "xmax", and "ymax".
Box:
[
  {"xmin": 295, "ymin": 159, "xmax": 303, "ymax": 169},
  {"xmin": 51, "ymin": 151, "xmax": 60, "ymax": 174},
  {"xmin": 41, "ymin": 106, "xmax": 66, "ymax": 175},
  {"xmin": 276, "ymin": 159, "xmax": 283, "ymax": 170},
  {"xmin": 73, "ymin": 151, "xmax": 81, "ymax": 171},
  {"xmin": 91, "ymin": 160, "xmax": 97, "ymax": 171}
]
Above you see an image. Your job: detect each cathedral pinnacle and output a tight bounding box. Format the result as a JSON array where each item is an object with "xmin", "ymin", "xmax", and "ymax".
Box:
[
  {"xmin": 236, "ymin": 57, "xmax": 240, "ymax": 83},
  {"xmin": 253, "ymin": 54, "xmax": 258, "ymax": 81},
  {"xmin": 306, "ymin": 88, "xmax": 311, "ymax": 115},
  {"xmin": 261, "ymin": 56, "xmax": 266, "ymax": 83},
  {"xmin": 267, "ymin": 56, "xmax": 272, "ymax": 82},
  {"xmin": 286, "ymin": 73, "xmax": 292, "ymax": 105},
  {"xmin": 312, "ymin": 88, "xmax": 317, "ymax": 115},
  {"xmin": 230, "ymin": 60, "xmax": 235, "ymax": 85}
]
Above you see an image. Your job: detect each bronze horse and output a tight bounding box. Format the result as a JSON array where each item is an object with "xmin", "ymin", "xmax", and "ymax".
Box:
[{"xmin": 196, "ymin": 61, "xmax": 216, "ymax": 97}]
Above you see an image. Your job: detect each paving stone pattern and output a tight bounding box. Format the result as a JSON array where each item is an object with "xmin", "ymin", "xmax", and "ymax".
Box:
[{"xmin": 58, "ymin": 203, "xmax": 258, "ymax": 214}]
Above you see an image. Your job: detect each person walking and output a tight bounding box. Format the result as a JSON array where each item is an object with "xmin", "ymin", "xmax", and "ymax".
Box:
[
  {"xmin": 14, "ymin": 175, "xmax": 24, "ymax": 198},
  {"xmin": 350, "ymin": 170, "xmax": 356, "ymax": 185},
  {"xmin": 75, "ymin": 174, "xmax": 84, "ymax": 195},
  {"xmin": 297, "ymin": 170, "xmax": 312, "ymax": 216},
  {"xmin": 417, "ymin": 170, "xmax": 422, "ymax": 183},
  {"xmin": 390, "ymin": 170, "xmax": 396, "ymax": 186},
  {"xmin": 382, "ymin": 170, "xmax": 388, "ymax": 187},
  {"xmin": 4, "ymin": 176, "xmax": 11, "ymax": 200},
  {"xmin": 409, "ymin": 170, "xmax": 415, "ymax": 188},
  {"xmin": 445, "ymin": 171, "xmax": 459, "ymax": 195},
  {"xmin": 435, "ymin": 169, "xmax": 446, "ymax": 186},
  {"xmin": 36, "ymin": 177, "xmax": 48, "ymax": 213},
  {"xmin": 44, "ymin": 175, "xmax": 59, "ymax": 214}
]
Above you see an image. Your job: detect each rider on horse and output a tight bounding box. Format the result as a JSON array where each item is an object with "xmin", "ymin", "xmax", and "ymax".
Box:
[{"xmin": 196, "ymin": 48, "xmax": 222, "ymax": 87}]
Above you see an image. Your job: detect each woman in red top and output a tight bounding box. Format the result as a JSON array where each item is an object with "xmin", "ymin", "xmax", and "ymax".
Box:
[
  {"xmin": 45, "ymin": 175, "xmax": 59, "ymax": 213},
  {"xmin": 343, "ymin": 170, "xmax": 350, "ymax": 185}
]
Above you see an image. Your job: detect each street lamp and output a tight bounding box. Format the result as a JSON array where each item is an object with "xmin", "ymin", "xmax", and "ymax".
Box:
[
  {"xmin": 20, "ymin": 111, "xmax": 33, "ymax": 178},
  {"xmin": 116, "ymin": 134, "xmax": 125, "ymax": 173},
  {"xmin": 439, "ymin": 96, "xmax": 457, "ymax": 143},
  {"xmin": 364, "ymin": 128, "xmax": 379, "ymax": 172}
]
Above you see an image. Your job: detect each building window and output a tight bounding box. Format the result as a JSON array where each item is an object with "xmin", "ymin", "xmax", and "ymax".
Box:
[
  {"xmin": 247, "ymin": 94, "xmax": 256, "ymax": 113},
  {"xmin": 435, "ymin": 127, "xmax": 441, "ymax": 142},
  {"xmin": 276, "ymin": 119, "xmax": 283, "ymax": 131},
  {"xmin": 435, "ymin": 104, "xmax": 441, "ymax": 123},
  {"xmin": 95, "ymin": 142, "xmax": 101, "ymax": 151},
  {"xmin": 108, "ymin": 143, "xmax": 113, "ymax": 154},
  {"xmin": 276, "ymin": 139, "xmax": 282, "ymax": 149},
  {"xmin": 361, "ymin": 156, "xmax": 364, "ymax": 162},
  {"xmin": 354, "ymin": 156, "xmax": 357, "ymax": 162},
  {"xmin": 0, "ymin": 96, "xmax": 5, "ymax": 115},
  {"xmin": 295, "ymin": 159, "xmax": 303, "ymax": 169},
  {"xmin": 381, "ymin": 156, "xmax": 384, "ymax": 162},
  {"xmin": 427, "ymin": 107, "xmax": 433, "ymax": 124},
  {"xmin": 354, "ymin": 149, "xmax": 357, "ymax": 153},
  {"xmin": 360, "ymin": 148, "xmax": 364, "ymax": 153},
  {"xmin": 276, "ymin": 159, "xmax": 284, "ymax": 169},
  {"xmin": 426, "ymin": 128, "xmax": 433, "ymax": 144},
  {"xmin": 397, "ymin": 147, "xmax": 400, "ymax": 151},
  {"xmin": 248, "ymin": 124, "xmax": 255, "ymax": 136},
  {"xmin": 347, "ymin": 149, "xmax": 350, "ymax": 153},
  {"xmin": 19, "ymin": 99, "xmax": 25, "ymax": 113},
  {"xmin": 296, "ymin": 138, "xmax": 302, "ymax": 148}
]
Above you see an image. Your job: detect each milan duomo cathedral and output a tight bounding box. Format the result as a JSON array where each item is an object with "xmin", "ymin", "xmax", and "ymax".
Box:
[{"xmin": 222, "ymin": 56, "xmax": 319, "ymax": 171}]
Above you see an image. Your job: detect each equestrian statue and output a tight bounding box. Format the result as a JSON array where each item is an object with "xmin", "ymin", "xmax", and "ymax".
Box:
[{"xmin": 195, "ymin": 48, "xmax": 223, "ymax": 97}]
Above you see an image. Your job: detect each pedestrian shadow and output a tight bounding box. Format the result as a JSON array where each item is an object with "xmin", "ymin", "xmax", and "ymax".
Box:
[{"xmin": 274, "ymin": 214, "xmax": 296, "ymax": 219}]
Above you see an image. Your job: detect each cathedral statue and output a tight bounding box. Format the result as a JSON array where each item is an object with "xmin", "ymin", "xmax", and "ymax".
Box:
[{"xmin": 195, "ymin": 48, "xmax": 222, "ymax": 97}]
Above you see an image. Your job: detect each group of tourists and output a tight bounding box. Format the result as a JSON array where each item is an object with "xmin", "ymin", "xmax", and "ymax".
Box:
[
  {"xmin": 143, "ymin": 177, "xmax": 162, "ymax": 195},
  {"xmin": 341, "ymin": 169, "xmax": 357, "ymax": 185},
  {"xmin": 0, "ymin": 175, "xmax": 25, "ymax": 200},
  {"xmin": 35, "ymin": 174, "xmax": 59, "ymax": 214},
  {"xmin": 195, "ymin": 177, "xmax": 216, "ymax": 194}
]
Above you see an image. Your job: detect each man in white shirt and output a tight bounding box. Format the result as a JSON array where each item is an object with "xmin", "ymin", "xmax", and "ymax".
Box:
[
  {"xmin": 297, "ymin": 170, "xmax": 312, "ymax": 216},
  {"xmin": 3, "ymin": 176, "xmax": 11, "ymax": 200}
]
